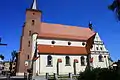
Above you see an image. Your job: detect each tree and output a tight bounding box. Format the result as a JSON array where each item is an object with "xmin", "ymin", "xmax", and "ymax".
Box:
[
  {"xmin": 0, "ymin": 54, "xmax": 4, "ymax": 60},
  {"xmin": 78, "ymin": 68, "xmax": 120, "ymax": 80},
  {"xmin": 108, "ymin": 0, "xmax": 120, "ymax": 21},
  {"xmin": 10, "ymin": 50, "xmax": 18, "ymax": 75},
  {"xmin": 11, "ymin": 50, "xmax": 18, "ymax": 62}
]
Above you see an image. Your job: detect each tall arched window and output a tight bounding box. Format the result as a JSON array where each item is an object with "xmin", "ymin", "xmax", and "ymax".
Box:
[
  {"xmin": 47, "ymin": 55, "xmax": 52, "ymax": 66},
  {"xmin": 81, "ymin": 56, "xmax": 85, "ymax": 66},
  {"xmin": 99, "ymin": 54, "xmax": 103, "ymax": 62},
  {"xmin": 32, "ymin": 20, "xmax": 35, "ymax": 25},
  {"xmin": 65, "ymin": 56, "xmax": 70, "ymax": 65}
]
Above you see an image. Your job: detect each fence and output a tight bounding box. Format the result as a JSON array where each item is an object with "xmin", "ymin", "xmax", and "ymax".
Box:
[{"xmin": 46, "ymin": 73, "xmax": 78, "ymax": 80}]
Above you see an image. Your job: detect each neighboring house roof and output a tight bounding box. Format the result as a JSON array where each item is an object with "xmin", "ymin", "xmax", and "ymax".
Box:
[
  {"xmin": 38, "ymin": 22, "xmax": 95, "ymax": 41},
  {"xmin": 37, "ymin": 44, "xmax": 88, "ymax": 55}
]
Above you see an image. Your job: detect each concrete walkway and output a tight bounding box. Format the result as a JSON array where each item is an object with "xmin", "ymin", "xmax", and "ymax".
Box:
[{"xmin": 32, "ymin": 76, "xmax": 47, "ymax": 80}]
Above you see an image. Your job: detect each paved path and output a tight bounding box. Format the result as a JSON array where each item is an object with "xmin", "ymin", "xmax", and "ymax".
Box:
[
  {"xmin": 32, "ymin": 76, "xmax": 47, "ymax": 80},
  {"xmin": 0, "ymin": 76, "xmax": 24, "ymax": 80}
]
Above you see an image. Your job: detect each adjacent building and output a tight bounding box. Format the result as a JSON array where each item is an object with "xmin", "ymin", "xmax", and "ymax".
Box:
[
  {"xmin": 16, "ymin": 0, "xmax": 111, "ymax": 76},
  {"xmin": 0, "ymin": 58, "xmax": 3, "ymax": 75},
  {"xmin": 2, "ymin": 61, "xmax": 10, "ymax": 75}
]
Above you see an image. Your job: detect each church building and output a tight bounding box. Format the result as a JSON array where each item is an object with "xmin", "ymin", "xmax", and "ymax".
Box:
[{"xmin": 16, "ymin": 0, "xmax": 110, "ymax": 76}]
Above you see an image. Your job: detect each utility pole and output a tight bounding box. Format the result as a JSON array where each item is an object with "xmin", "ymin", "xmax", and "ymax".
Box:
[{"xmin": 0, "ymin": 37, "xmax": 7, "ymax": 46}]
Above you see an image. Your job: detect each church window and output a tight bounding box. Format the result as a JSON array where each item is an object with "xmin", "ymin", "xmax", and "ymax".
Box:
[
  {"xmin": 32, "ymin": 20, "xmax": 35, "ymax": 25},
  {"xmin": 29, "ymin": 31, "xmax": 31, "ymax": 36},
  {"xmin": 99, "ymin": 54, "xmax": 103, "ymax": 62},
  {"xmin": 91, "ymin": 45, "xmax": 93, "ymax": 48},
  {"xmin": 47, "ymin": 55, "xmax": 52, "ymax": 66},
  {"xmin": 81, "ymin": 56, "xmax": 85, "ymax": 66},
  {"xmin": 51, "ymin": 41, "xmax": 55, "ymax": 44},
  {"xmin": 32, "ymin": 13, "xmax": 35, "ymax": 15},
  {"xmin": 28, "ymin": 41, "xmax": 30, "ymax": 47},
  {"xmin": 82, "ymin": 42, "xmax": 85, "ymax": 46},
  {"xmin": 65, "ymin": 56, "xmax": 70, "ymax": 66},
  {"xmin": 96, "ymin": 47, "xmax": 99, "ymax": 50},
  {"xmin": 104, "ymin": 56, "xmax": 106, "ymax": 58},
  {"xmin": 100, "ymin": 47, "xmax": 103, "ymax": 50},
  {"xmin": 27, "ymin": 55, "xmax": 29, "ymax": 59},
  {"xmin": 68, "ymin": 41, "xmax": 71, "ymax": 45}
]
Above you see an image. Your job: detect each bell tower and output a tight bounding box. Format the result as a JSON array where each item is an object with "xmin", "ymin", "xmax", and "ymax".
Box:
[
  {"xmin": 26, "ymin": 0, "xmax": 42, "ymax": 33},
  {"xmin": 17, "ymin": 0, "xmax": 42, "ymax": 75}
]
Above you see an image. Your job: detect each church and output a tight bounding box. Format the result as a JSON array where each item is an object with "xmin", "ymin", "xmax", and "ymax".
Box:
[{"xmin": 16, "ymin": 0, "xmax": 110, "ymax": 76}]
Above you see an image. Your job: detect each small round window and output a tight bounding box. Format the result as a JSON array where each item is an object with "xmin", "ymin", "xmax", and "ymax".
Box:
[
  {"xmin": 104, "ymin": 56, "xmax": 106, "ymax": 58},
  {"xmin": 33, "ymin": 13, "xmax": 35, "ymax": 15},
  {"xmin": 68, "ymin": 41, "xmax": 71, "ymax": 45},
  {"xmin": 82, "ymin": 42, "xmax": 85, "ymax": 46},
  {"xmin": 51, "ymin": 41, "xmax": 55, "ymax": 44}
]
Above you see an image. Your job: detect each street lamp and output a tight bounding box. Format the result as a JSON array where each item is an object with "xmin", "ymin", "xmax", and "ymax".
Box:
[{"xmin": 113, "ymin": 63, "xmax": 117, "ymax": 70}]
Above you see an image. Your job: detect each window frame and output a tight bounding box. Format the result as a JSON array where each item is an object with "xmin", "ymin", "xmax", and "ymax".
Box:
[
  {"xmin": 32, "ymin": 20, "xmax": 35, "ymax": 25},
  {"xmin": 28, "ymin": 41, "xmax": 30, "ymax": 47},
  {"xmin": 98, "ymin": 54, "xmax": 104, "ymax": 62},
  {"xmin": 29, "ymin": 31, "xmax": 32, "ymax": 36},
  {"xmin": 81, "ymin": 56, "xmax": 85, "ymax": 66},
  {"xmin": 96, "ymin": 47, "xmax": 99, "ymax": 50},
  {"xmin": 100, "ymin": 47, "xmax": 103, "ymax": 50},
  {"xmin": 46, "ymin": 55, "xmax": 53, "ymax": 67},
  {"xmin": 65, "ymin": 56, "xmax": 71, "ymax": 66}
]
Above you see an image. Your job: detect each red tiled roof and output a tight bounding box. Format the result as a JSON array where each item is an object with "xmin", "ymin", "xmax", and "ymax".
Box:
[
  {"xmin": 38, "ymin": 22, "xmax": 95, "ymax": 41},
  {"xmin": 37, "ymin": 44, "xmax": 88, "ymax": 55}
]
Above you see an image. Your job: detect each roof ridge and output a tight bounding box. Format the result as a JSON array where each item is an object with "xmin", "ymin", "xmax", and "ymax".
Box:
[{"xmin": 41, "ymin": 22, "xmax": 89, "ymax": 29}]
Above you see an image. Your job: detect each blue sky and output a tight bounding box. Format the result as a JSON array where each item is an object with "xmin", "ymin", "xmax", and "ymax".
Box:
[{"xmin": 0, "ymin": 0, "xmax": 119, "ymax": 61}]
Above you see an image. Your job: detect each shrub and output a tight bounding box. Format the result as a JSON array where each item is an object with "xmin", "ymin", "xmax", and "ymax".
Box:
[{"xmin": 78, "ymin": 68, "xmax": 119, "ymax": 80}]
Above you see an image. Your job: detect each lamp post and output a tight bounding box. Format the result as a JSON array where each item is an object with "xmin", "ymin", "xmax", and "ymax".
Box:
[{"xmin": 113, "ymin": 63, "xmax": 117, "ymax": 71}]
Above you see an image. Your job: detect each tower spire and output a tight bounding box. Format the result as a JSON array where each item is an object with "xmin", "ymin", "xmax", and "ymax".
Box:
[{"xmin": 31, "ymin": 0, "xmax": 37, "ymax": 10}]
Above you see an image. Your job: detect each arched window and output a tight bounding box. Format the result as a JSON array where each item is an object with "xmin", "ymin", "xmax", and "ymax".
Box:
[
  {"xmin": 29, "ymin": 31, "xmax": 31, "ymax": 36},
  {"xmin": 65, "ymin": 56, "xmax": 70, "ymax": 65},
  {"xmin": 28, "ymin": 41, "xmax": 30, "ymax": 47},
  {"xmin": 27, "ymin": 55, "xmax": 29, "ymax": 59},
  {"xmin": 32, "ymin": 20, "xmax": 35, "ymax": 25},
  {"xmin": 99, "ymin": 54, "xmax": 103, "ymax": 62},
  {"xmin": 47, "ymin": 55, "xmax": 52, "ymax": 65},
  {"xmin": 81, "ymin": 56, "xmax": 85, "ymax": 66}
]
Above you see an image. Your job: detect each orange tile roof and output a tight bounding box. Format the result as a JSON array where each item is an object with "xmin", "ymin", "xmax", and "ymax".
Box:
[
  {"xmin": 38, "ymin": 22, "xmax": 95, "ymax": 41},
  {"xmin": 38, "ymin": 44, "xmax": 88, "ymax": 55}
]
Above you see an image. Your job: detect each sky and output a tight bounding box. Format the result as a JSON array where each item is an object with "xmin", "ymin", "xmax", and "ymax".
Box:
[{"xmin": 0, "ymin": 0, "xmax": 120, "ymax": 61}]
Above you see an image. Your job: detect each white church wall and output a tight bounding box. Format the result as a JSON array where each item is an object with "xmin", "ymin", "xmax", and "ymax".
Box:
[
  {"xmin": 36, "ymin": 55, "xmax": 87, "ymax": 75},
  {"xmin": 37, "ymin": 39, "xmax": 86, "ymax": 47},
  {"xmin": 91, "ymin": 54, "xmax": 109, "ymax": 68}
]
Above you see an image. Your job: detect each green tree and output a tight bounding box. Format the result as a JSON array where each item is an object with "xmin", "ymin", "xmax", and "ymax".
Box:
[
  {"xmin": 0, "ymin": 54, "xmax": 4, "ymax": 60},
  {"xmin": 108, "ymin": 0, "xmax": 120, "ymax": 21},
  {"xmin": 78, "ymin": 68, "xmax": 119, "ymax": 80},
  {"xmin": 11, "ymin": 50, "xmax": 18, "ymax": 62}
]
